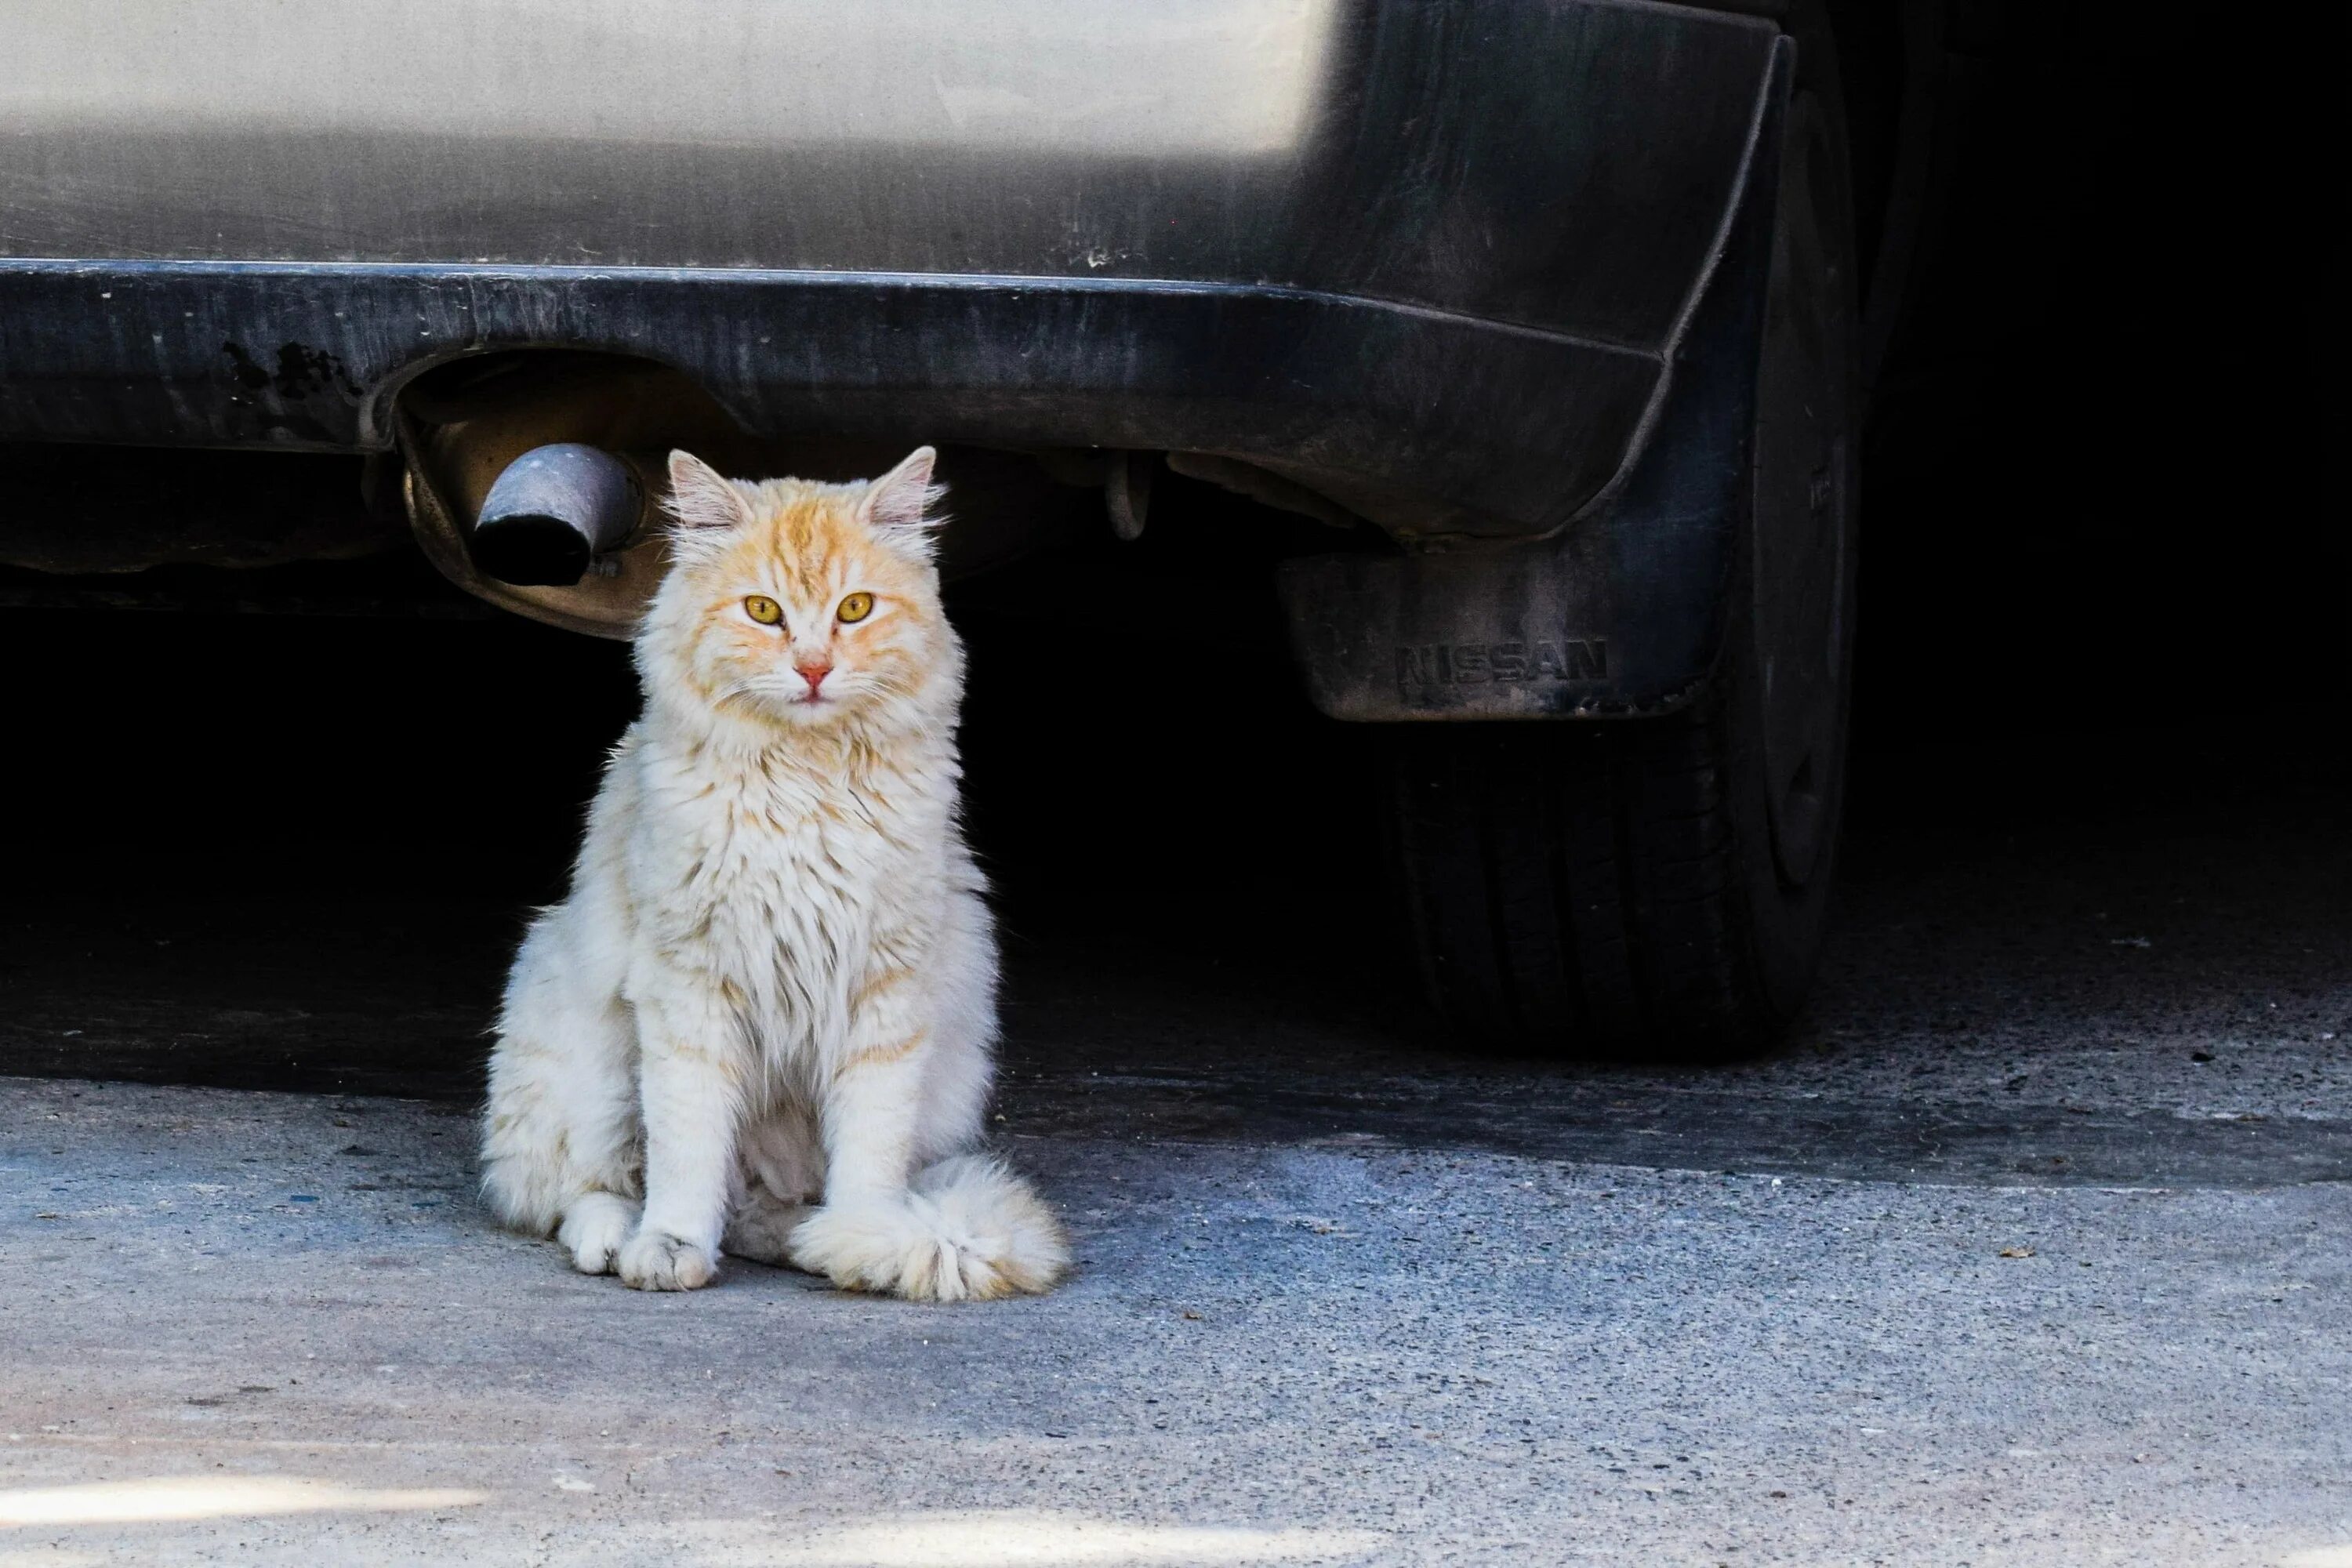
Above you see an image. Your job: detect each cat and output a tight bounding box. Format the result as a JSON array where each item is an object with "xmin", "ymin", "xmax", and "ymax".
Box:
[{"xmin": 478, "ymin": 445, "xmax": 1067, "ymax": 1301}]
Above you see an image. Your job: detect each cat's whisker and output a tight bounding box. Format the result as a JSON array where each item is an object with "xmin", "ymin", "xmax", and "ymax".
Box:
[{"xmin": 707, "ymin": 681, "xmax": 759, "ymax": 711}]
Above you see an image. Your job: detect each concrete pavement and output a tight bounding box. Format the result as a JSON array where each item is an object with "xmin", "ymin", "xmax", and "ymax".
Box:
[{"xmin": 2, "ymin": 733, "xmax": 2348, "ymax": 1565}]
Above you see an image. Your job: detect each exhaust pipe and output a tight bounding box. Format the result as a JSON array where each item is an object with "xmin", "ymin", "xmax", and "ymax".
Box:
[{"xmin": 467, "ymin": 443, "xmax": 642, "ymax": 586}]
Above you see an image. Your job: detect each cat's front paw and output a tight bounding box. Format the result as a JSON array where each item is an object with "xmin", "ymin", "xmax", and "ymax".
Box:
[
  {"xmin": 617, "ymin": 1228, "xmax": 717, "ymax": 1291},
  {"xmin": 557, "ymin": 1192, "xmax": 640, "ymax": 1276}
]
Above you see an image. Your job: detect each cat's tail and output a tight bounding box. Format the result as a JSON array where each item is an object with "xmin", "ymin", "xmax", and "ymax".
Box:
[{"xmin": 789, "ymin": 1154, "xmax": 1069, "ymax": 1303}]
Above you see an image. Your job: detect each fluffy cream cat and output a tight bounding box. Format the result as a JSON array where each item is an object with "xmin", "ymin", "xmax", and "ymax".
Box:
[{"xmin": 480, "ymin": 446, "xmax": 1067, "ymax": 1301}]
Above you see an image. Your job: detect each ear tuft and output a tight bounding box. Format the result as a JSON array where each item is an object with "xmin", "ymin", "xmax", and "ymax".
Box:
[
  {"xmin": 664, "ymin": 450, "xmax": 752, "ymax": 532},
  {"xmin": 865, "ymin": 446, "xmax": 945, "ymax": 543}
]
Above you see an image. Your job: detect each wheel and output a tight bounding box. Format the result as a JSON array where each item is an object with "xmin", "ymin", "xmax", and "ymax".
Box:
[{"xmin": 1381, "ymin": 8, "xmax": 1859, "ymax": 1060}]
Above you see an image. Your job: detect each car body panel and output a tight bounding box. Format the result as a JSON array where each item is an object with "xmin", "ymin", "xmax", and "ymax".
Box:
[{"xmin": 0, "ymin": 0, "xmax": 1784, "ymax": 539}]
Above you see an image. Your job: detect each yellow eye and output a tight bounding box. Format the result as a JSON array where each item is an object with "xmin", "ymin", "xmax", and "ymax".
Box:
[
  {"xmin": 743, "ymin": 594, "xmax": 782, "ymax": 625},
  {"xmin": 837, "ymin": 592, "xmax": 874, "ymax": 624}
]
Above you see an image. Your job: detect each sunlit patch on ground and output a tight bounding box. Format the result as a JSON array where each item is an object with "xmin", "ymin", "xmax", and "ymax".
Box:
[
  {"xmin": 690, "ymin": 1508, "xmax": 1381, "ymax": 1566},
  {"xmin": 0, "ymin": 1475, "xmax": 485, "ymax": 1529}
]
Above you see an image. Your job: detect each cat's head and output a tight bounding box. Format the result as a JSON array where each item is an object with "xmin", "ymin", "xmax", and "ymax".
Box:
[{"xmin": 638, "ymin": 447, "xmax": 958, "ymax": 733}]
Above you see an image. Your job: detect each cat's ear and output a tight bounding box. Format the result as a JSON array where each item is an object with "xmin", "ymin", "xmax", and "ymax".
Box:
[
  {"xmin": 663, "ymin": 450, "xmax": 753, "ymax": 533},
  {"xmin": 863, "ymin": 446, "xmax": 945, "ymax": 554}
]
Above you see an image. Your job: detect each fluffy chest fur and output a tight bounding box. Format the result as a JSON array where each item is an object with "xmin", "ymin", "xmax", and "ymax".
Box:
[{"xmin": 610, "ymin": 724, "xmax": 958, "ymax": 1061}]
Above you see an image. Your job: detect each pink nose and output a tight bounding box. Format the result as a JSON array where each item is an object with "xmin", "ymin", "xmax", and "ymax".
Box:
[{"xmin": 793, "ymin": 657, "xmax": 833, "ymax": 692}]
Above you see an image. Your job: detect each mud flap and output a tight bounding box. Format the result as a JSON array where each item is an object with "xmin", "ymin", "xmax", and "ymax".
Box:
[{"xmin": 1276, "ymin": 42, "xmax": 1791, "ymax": 723}]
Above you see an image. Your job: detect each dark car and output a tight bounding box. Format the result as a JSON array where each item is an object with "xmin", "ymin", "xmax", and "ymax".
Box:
[{"xmin": 0, "ymin": 0, "xmax": 1950, "ymax": 1057}]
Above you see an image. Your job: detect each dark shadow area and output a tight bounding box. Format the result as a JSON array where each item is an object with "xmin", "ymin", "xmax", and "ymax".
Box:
[
  {"xmin": 0, "ymin": 474, "xmax": 1421, "ymax": 1106},
  {"xmin": 0, "ymin": 489, "xmax": 2343, "ymax": 1186},
  {"xmin": 1846, "ymin": 4, "xmax": 2343, "ymax": 744}
]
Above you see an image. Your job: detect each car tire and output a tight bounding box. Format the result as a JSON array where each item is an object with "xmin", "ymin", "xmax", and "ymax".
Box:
[{"xmin": 1381, "ymin": 6, "xmax": 1859, "ymax": 1061}]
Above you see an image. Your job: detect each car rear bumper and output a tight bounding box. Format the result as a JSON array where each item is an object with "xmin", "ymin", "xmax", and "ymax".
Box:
[
  {"xmin": 0, "ymin": 259, "xmax": 1682, "ymax": 540},
  {"xmin": 0, "ymin": 0, "xmax": 1785, "ymax": 541}
]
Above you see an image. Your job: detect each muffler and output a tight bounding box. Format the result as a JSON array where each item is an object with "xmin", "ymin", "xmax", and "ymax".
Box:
[
  {"xmin": 467, "ymin": 442, "xmax": 642, "ymax": 586},
  {"xmin": 396, "ymin": 354, "xmax": 1089, "ymax": 640}
]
